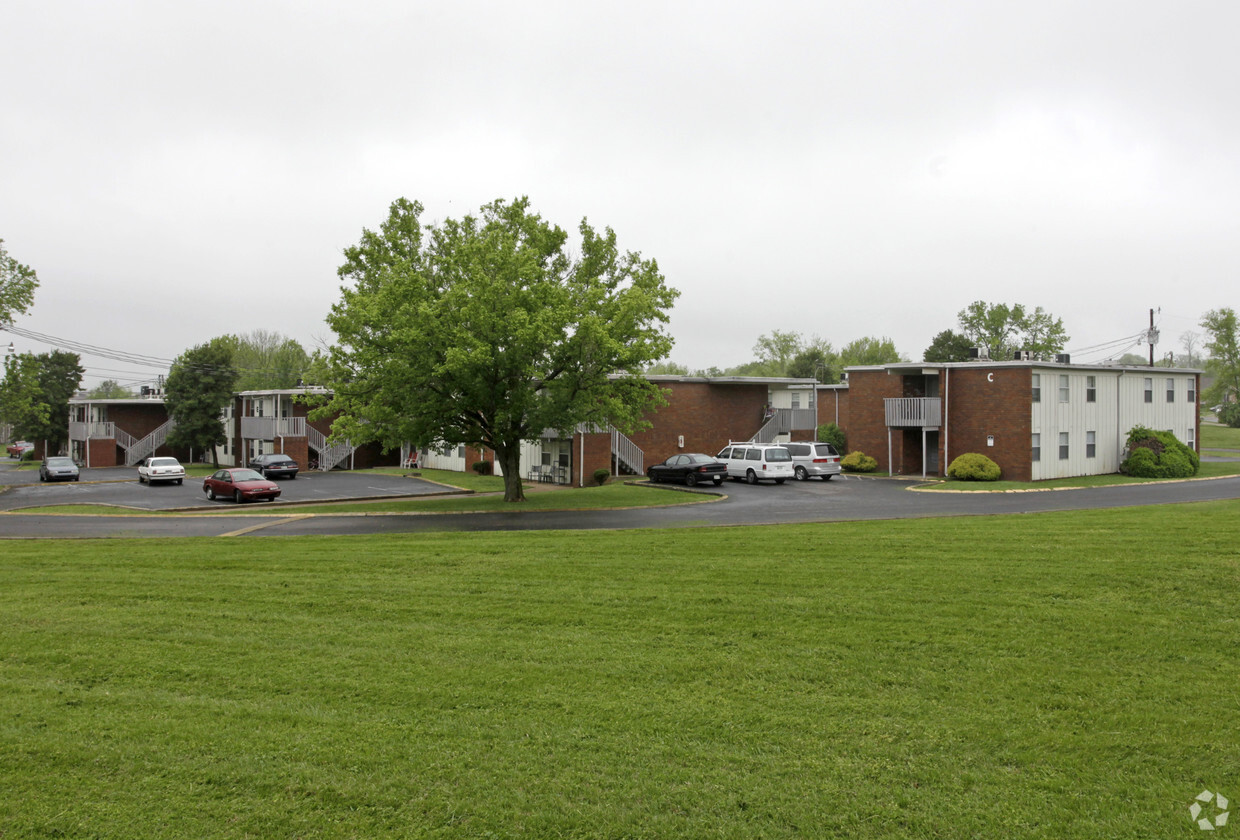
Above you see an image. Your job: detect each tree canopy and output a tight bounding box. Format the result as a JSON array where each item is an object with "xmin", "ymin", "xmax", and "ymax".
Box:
[
  {"xmin": 1201, "ymin": 307, "xmax": 1240, "ymax": 414},
  {"xmin": 317, "ymin": 196, "xmax": 679, "ymax": 502},
  {"xmin": 165, "ymin": 340, "xmax": 239, "ymax": 467},
  {"xmin": 0, "ymin": 238, "xmax": 39, "ymax": 325},
  {"xmin": 215, "ymin": 330, "xmax": 310, "ymax": 391},
  {"xmin": 86, "ymin": 380, "xmax": 135, "ymax": 399},
  {"xmin": 837, "ymin": 336, "xmax": 902, "ymax": 368},
  {"xmin": 955, "ymin": 301, "xmax": 1069, "ymax": 360},
  {"xmin": 0, "ymin": 350, "xmax": 83, "ymax": 452},
  {"xmin": 923, "ymin": 329, "xmax": 974, "ymax": 363}
]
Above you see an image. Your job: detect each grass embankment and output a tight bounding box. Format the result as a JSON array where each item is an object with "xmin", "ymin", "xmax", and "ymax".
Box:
[{"xmin": 3, "ymin": 502, "xmax": 1239, "ymax": 838}]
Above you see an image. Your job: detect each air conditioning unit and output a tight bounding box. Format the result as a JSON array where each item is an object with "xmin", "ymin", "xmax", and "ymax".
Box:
[
  {"xmin": 1056, "ymin": 353, "xmax": 1071, "ymax": 364},
  {"xmin": 1013, "ymin": 350, "xmax": 1032, "ymax": 361}
]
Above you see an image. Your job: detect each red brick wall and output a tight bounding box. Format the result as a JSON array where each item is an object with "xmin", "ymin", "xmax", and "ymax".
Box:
[
  {"xmin": 627, "ymin": 381, "xmax": 772, "ymax": 467},
  {"xmin": 845, "ymin": 369, "xmax": 905, "ymax": 472},
  {"xmin": 86, "ymin": 438, "xmax": 117, "ymax": 467},
  {"xmin": 274, "ymin": 437, "xmax": 310, "ymax": 470},
  {"xmin": 943, "ymin": 368, "xmax": 1032, "ymax": 482},
  {"xmin": 571, "ymin": 432, "xmax": 614, "ymax": 485}
]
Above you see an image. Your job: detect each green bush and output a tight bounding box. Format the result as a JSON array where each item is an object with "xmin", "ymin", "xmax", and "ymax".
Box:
[
  {"xmin": 471, "ymin": 460, "xmax": 493, "ymax": 476},
  {"xmin": 947, "ymin": 453, "xmax": 1001, "ymax": 481},
  {"xmin": 1219, "ymin": 402, "xmax": 1240, "ymax": 428},
  {"xmin": 592, "ymin": 468, "xmax": 610, "ymax": 486},
  {"xmin": 817, "ymin": 422, "xmax": 847, "ymax": 452},
  {"xmin": 841, "ymin": 451, "xmax": 877, "ymax": 473},
  {"xmin": 1120, "ymin": 426, "xmax": 1199, "ymax": 478}
]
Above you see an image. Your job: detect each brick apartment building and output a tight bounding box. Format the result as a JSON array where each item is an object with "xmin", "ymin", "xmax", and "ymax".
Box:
[{"xmin": 844, "ymin": 360, "xmax": 1201, "ymax": 481}]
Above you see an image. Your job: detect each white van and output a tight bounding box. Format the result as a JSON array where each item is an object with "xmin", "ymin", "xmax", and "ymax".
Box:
[
  {"xmin": 782, "ymin": 441, "xmax": 842, "ymax": 481},
  {"xmin": 715, "ymin": 442, "xmax": 795, "ymax": 484}
]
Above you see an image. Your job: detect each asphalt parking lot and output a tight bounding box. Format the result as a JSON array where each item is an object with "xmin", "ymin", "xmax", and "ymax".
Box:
[
  {"xmin": 0, "ymin": 463, "xmax": 458, "ymax": 511},
  {"xmin": 3, "ymin": 458, "xmax": 1240, "ymax": 539}
]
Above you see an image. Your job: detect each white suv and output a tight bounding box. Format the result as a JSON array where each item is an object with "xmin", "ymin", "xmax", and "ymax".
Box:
[
  {"xmin": 715, "ymin": 442, "xmax": 795, "ymax": 484},
  {"xmin": 782, "ymin": 442, "xmax": 842, "ymax": 481}
]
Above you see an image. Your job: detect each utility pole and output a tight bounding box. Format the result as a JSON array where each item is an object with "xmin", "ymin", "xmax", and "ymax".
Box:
[{"xmin": 1147, "ymin": 308, "xmax": 1160, "ymax": 367}]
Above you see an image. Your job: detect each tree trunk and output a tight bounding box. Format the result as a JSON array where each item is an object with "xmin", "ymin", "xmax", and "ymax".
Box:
[{"xmin": 496, "ymin": 446, "xmax": 526, "ymax": 502}]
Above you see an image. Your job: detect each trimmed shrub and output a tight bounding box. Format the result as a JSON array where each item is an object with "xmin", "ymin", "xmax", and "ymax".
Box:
[
  {"xmin": 841, "ymin": 451, "xmax": 877, "ymax": 473},
  {"xmin": 947, "ymin": 452, "xmax": 1001, "ymax": 481},
  {"xmin": 1120, "ymin": 426, "xmax": 1199, "ymax": 478},
  {"xmin": 592, "ymin": 468, "xmax": 610, "ymax": 486},
  {"xmin": 817, "ymin": 422, "xmax": 847, "ymax": 452},
  {"xmin": 1219, "ymin": 402, "xmax": 1240, "ymax": 428},
  {"xmin": 471, "ymin": 460, "xmax": 493, "ymax": 476}
]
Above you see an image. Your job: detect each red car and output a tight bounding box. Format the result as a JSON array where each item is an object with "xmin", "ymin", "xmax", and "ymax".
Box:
[{"xmin": 203, "ymin": 468, "xmax": 281, "ymax": 503}]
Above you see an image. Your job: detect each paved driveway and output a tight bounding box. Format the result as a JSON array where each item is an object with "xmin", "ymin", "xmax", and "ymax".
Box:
[
  {"xmin": 2, "ymin": 460, "xmax": 1239, "ymax": 539},
  {"xmin": 0, "ymin": 461, "xmax": 459, "ymax": 512}
]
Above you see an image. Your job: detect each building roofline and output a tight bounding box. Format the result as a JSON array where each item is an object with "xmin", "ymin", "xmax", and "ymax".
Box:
[{"xmin": 846, "ymin": 361, "xmax": 1204, "ymax": 374}]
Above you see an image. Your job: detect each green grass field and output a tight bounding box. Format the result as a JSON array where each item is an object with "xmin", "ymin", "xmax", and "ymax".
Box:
[{"xmin": 3, "ymin": 502, "xmax": 1238, "ymax": 837}]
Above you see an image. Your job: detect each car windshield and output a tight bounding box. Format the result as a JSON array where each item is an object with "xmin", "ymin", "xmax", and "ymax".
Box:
[
  {"xmin": 765, "ymin": 448, "xmax": 792, "ymax": 462},
  {"xmin": 47, "ymin": 457, "xmax": 75, "ymax": 467},
  {"xmin": 231, "ymin": 469, "xmax": 266, "ymax": 481},
  {"xmin": 150, "ymin": 458, "xmax": 179, "ymax": 467}
]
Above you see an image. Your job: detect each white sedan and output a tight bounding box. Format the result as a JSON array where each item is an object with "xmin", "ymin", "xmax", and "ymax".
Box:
[{"xmin": 137, "ymin": 456, "xmax": 185, "ymax": 485}]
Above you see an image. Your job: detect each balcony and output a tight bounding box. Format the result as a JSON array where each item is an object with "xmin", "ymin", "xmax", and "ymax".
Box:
[
  {"xmin": 69, "ymin": 420, "xmax": 116, "ymax": 440},
  {"xmin": 884, "ymin": 398, "xmax": 942, "ymax": 428},
  {"xmin": 240, "ymin": 416, "xmax": 307, "ymax": 440}
]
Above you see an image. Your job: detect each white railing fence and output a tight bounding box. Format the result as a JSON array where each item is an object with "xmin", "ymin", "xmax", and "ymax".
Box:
[
  {"xmin": 611, "ymin": 428, "xmax": 643, "ymax": 475},
  {"xmin": 884, "ymin": 398, "xmax": 942, "ymax": 428},
  {"xmin": 307, "ymin": 426, "xmax": 355, "ymax": 471}
]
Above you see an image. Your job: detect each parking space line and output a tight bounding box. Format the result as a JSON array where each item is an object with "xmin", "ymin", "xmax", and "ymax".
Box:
[{"xmin": 219, "ymin": 515, "xmax": 313, "ymax": 537}]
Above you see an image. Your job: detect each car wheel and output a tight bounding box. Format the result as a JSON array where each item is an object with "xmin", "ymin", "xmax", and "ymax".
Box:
[
  {"xmin": 205, "ymin": 487, "xmax": 216, "ymax": 500},
  {"xmin": 646, "ymin": 469, "xmax": 658, "ymax": 483},
  {"xmin": 685, "ymin": 473, "xmax": 698, "ymax": 487},
  {"xmin": 175, "ymin": 478, "xmax": 183, "ymax": 486},
  {"xmin": 775, "ymin": 478, "xmax": 786, "ymax": 485},
  {"xmin": 823, "ymin": 475, "xmax": 834, "ymax": 481},
  {"xmin": 713, "ymin": 478, "xmax": 723, "ymax": 486},
  {"xmin": 234, "ymin": 490, "xmax": 244, "ymax": 504},
  {"xmin": 745, "ymin": 469, "xmax": 758, "ymax": 485},
  {"xmin": 794, "ymin": 466, "xmax": 808, "ymax": 481}
]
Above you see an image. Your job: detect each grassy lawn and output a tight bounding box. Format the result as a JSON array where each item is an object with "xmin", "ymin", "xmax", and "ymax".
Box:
[
  {"xmin": 3, "ymin": 502, "xmax": 1239, "ymax": 837},
  {"xmin": 353, "ymin": 467, "xmax": 507, "ymax": 494},
  {"xmin": 1201, "ymin": 422, "xmax": 1240, "ymax": 449}
]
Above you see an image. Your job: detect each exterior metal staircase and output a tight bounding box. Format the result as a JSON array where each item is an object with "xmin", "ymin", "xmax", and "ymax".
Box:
[
  {"xmin": 124, "ymin": 420, "xmax": 174, "ymax": 465},
  {"xmin": 307, "ymin": 427, "xmax": 356, "ymax": 471}
]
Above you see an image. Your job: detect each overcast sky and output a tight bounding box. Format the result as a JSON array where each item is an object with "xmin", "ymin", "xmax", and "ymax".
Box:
[{"xmin": 3, "ymin": 0, "xmax": 1237, "ymax": 389}]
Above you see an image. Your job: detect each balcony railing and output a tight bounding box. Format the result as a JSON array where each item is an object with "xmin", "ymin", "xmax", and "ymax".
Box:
[
  {"xmin": 884, "ymin": 397, "xmax": 942, "ymax": 428},
  {"xmin": 240, "ymin": 416, "xmax": 307, "ymax": 440},
  {"xmin": 69, "ymin": 421, "xmax": 116, "ymax": 440}
]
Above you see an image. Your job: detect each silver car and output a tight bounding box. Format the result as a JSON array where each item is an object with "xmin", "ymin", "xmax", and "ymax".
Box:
[
  {"xmin": 39, "ymin": 456, "xmax": 80, "ymax": 482},
  {"xmin": 782, "ymin": 442, "xmax": 842, "ymax": 481}
]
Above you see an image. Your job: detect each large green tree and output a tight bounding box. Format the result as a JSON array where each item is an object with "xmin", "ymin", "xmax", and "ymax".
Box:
[
  {"xmin": 86, "ymin": 380, "xmax": 134, "ymax": 399},
  {"xmin": 838, "ymin": 336, "xmax": 903, "ymax": 368},
  {"xmin": 0, "ymin": 238, "xmax": 39, "ymax": 325},
  {"xmin": 216, "ymin": 330, "xmax": 311, "ymax": 391},
  {"xmin": 165, "ymin": 341, "xmax": 239, "ymax": 468},
  {"xmin": 1201, "ymin": 308, "xmax": 1240, "ymax": 418},
  {"xmin": 317, "ymin": 197, "xmax": 679, "ymax": 502},
  {"xmin": 956, "ymin": 301, "xmax": 1069, "ymax": 360},
  {"xmin": 923, "ymin": 329, "xmax": 974, "ymax": 363},
  {"xmin": 0, "ymin": 350, "xmax": 83, "ymax": 452}
]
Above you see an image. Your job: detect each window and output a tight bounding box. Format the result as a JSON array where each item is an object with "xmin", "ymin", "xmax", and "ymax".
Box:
[
  {"xmin": 1166, "ymin": 378, "xmax": 1175, "ymax": 403},
  {"xmin": 1086, "ymin": 375, "xmax": 1096, "ymax": 403},
  {"xmin": 1189, "ymin": 380, "xmax": 1197, "ymax": 404},
  {"xmin": 1059, "ymin": 432, "xmax": 1069, "ymax": 460},
  {"xmin": 1032, "ymin": 374, "xmax": 1041, "ymax": 403},
  {"xmin": 1032, "ymin": 433, "xmax": 1041, "ymax": 462},
  {"xmin": 1059, "ymin": 374, "xmax": 1070, "ymax": 403},
  {"xmin": 1144, "ymin": 378, "xmax": 1153, "ymax": 403},
  {"xmin": 1188, "ymin": 427, "xmax": 1195, "ymax": 450},
  {"xmin": 791, "ymin": 392, "xmax": 801, "ymax": 409},
  {"xmin": 1086, "ymin": 431, "xmax": 1096, "ymax": 459}
]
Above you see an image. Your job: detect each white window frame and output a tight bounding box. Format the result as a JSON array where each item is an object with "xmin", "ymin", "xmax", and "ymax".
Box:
[
  {"xmin": 1086, "ymin": 431, "xmax": 1096, "ymax": 459},
  {"xmin": 1059, "ymin": 374, "xmax": 1069, "ymax": 403},
  {"xmin": 1059, "ymin": 432, "xmax": 1069, "ymax": 460},
  {"xmin": 1032, "ymin": 433, "xmax": 1041, "ymax": 462}
]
